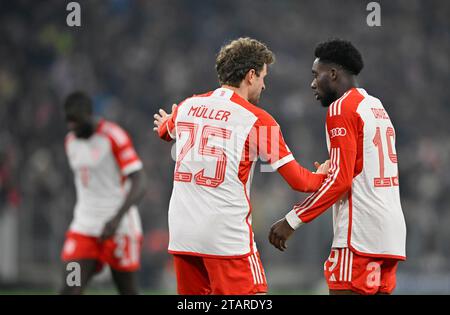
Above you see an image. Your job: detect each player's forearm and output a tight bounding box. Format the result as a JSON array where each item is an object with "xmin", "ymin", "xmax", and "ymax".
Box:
[
  {"xmin": 115, "ymin": 169, "xmax": 147, "ymax": 220},
  {"xmin": 285, "ymin": 178, "xmax": 351, "ymax": 229},
  {"xmin": 285, "ymin": 148, "xmax": 355, "ymax": 229},
  {"xmin": 278, "ymin": 160, "xmax": 326, "ymax": 192}
]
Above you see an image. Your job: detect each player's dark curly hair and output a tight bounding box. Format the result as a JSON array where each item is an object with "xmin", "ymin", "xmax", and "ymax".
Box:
[
  {"xmin": 64, "ymin": 91, "xmax": 92, "ymax": 114},
  {"xmin": 314, "ymin": 39, "xmax": 364, "ymax": 75},
  {"xmin": 215, "ymin": 37, "xmax": 275, "ymax": 87}
]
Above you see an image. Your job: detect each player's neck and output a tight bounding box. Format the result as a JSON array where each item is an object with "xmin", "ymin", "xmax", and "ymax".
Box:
[
  {"xmin": 221, "ymin": 85, "xmax": 250, "ymax": 102},
  {"xmin": 79, "ymin": 117, "xmax": 100, "ymax": 139},
  {"xmin": 336, "ymin": 77, "xmax": 358, "ymax": 98}
]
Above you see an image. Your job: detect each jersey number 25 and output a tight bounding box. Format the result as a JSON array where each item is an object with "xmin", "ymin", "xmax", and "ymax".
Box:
[{"xmin": 174, "ymin": 122, "xmax": 232, "ymax": 188}]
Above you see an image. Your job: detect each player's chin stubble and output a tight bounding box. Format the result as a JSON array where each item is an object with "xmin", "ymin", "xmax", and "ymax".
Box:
[
  {"xmin": 252, "ymin": 90, "xmax": 263, "ymax": 105},
  {"xmin": 320, "ymin": 89, "xmax": 338, "ymax": 108}
]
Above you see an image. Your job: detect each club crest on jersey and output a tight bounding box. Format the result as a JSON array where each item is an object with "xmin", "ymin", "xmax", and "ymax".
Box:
[{"xmin": 330, "ymin": 127, "xmax": 347, "ymax": 138}]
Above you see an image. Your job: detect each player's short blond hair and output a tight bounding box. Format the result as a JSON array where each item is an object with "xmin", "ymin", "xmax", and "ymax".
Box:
[{"xmin": 215, "ymin": 37, "xmax": 275, "ymax": 88}]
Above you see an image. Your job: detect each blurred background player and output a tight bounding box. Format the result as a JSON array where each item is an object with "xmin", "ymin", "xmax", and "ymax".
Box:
[
  {"xmin": 269, "ymin": 39, "xmax": 407, "ymax": 295},
  {"xmin": 153, "ymin": 37, "xmax": 329, "ymax": 295},
  {"xmin": 60, "ymin": 92, "xmax": 147, "ymax": 294}
]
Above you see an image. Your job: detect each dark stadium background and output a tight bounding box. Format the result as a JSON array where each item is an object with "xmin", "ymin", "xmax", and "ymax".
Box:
[{"xmin": 0, "ymin": 0, "xmax": 449, "ymax": 294}]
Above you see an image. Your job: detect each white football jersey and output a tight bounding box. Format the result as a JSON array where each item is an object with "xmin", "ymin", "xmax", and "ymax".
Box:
[
  {"xmin": 166, "ymin": 88, "xmax": 294, "ymax": 257},
  {"xmin": 287, "ymin": 88, "xmax": 406, "ymax": 259},
  {"xmin": 65, "ymin": 119, "xmax": 143, "ymax": 237}
]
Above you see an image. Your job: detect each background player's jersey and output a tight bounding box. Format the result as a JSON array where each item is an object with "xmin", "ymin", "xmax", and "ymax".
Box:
[
  {"xmin": 65, "ymin": 119, "xmax": 143, "ymax": 237},
  {"xmin": 286, "ymin": 88, "xmax": 406, "ymax": 259},
  {"xmin": 166, "ymin": 87, "xmax": 294, "ymax": 257}
]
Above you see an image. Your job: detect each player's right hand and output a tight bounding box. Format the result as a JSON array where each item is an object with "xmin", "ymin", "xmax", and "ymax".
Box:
[
  {"xmin": 153, "ymin": 104, "xmax": 177, "ymax": 132},
  {"xmin": 314, "ymin": 159, "xmax": 330, "ymax": 175},
  {"xmin": 99, "ymin": 216, "xmax": 120, "ymax": 242},
  {"xmin": 269, "ymin": 218, "xmax": 295, "ymax": 251}
]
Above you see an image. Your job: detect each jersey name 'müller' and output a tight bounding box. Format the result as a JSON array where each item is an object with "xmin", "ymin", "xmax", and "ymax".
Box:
[{"xmin": 161, "ymin": 88, "xmax": 297, "ymax": 257}]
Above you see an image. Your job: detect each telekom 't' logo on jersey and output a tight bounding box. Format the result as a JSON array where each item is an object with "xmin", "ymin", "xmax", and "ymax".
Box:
[{"xmin": 330, "ymin": 127, "xmax": 347, "ymax": 138}]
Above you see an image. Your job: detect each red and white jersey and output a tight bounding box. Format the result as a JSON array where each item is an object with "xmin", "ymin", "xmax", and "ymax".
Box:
[
  {"xmin": 65, "ymin": 119, "xmax": 143, "ymax": 237},
  {"xmin": 162, "ymin": 87, "xmax": 294, "ymax": 257},
  {"xmin": 286, "ymin": 88, "xmax": 406, "ymax": 260}
]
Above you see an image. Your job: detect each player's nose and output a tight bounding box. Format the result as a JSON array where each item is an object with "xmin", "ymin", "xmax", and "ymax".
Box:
[{"xmin": 310, "ymin": 79, "xmax": 317, "ymax": 90}]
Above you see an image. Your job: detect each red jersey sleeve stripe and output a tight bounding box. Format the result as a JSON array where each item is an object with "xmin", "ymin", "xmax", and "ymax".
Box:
[
  {"xmin": 294, "ymin": 147, "xmax": 340, "ymax": 214},
  {"xmin": 331, "ymin": 100, "xmax": 338, "ymax": 117},
  {"xmin": 292, "ymin": 147, "xmax": 338, "ymax": 212},
  {"xmin": 337, "ymin": 91, "xmax": 351, "ymax": 115},
  {"xmin": 329, "ymin": 91, "xmax": 351, "ymax": 117},
  {"xmin": 294, "ymin": 148, "xmax": 341, "ymax": 216}
]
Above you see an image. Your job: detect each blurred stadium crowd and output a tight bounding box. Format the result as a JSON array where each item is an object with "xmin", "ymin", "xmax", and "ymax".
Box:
[{"xmin": 0, "ymin": 0, "xmax": 449, "ymax": 293}]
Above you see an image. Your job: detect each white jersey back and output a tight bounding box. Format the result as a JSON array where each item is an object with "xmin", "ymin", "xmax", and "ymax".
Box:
[
  {"xmin": 329, "ymin": 89, "xmax": 406, "ymax": 258},
  {"xmin": 65, "ymin": 119, "xmax": 143, "ymax": 237},
  {"xmin": 290, "ymin": 88, "xmax": 406, "ymax": 259},
  {"xmin": 168, "ymin": 88, "xmax": 293, "ymax": 257}
]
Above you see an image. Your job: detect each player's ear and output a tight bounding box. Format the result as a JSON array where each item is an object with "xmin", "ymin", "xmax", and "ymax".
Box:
[
  {"xmin": 330, "ymin": 68, "xmax": 338, "ymax": 81},
  {"xmin": 245, "ymin": 69, "xmax": 257, "ymax": 85}
]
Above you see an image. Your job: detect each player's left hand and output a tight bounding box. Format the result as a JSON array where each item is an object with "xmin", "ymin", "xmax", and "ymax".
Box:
[
  {"xmin": 269, "ymin": 218, "xmax": 295, "ymax": 251},
  {"xmin": 153, "ymin": 104, "xmax": 177, "ymax": 132},
  {"xmin": 100, "ymin": 217, "xmax": 121, "ymax": 241}
]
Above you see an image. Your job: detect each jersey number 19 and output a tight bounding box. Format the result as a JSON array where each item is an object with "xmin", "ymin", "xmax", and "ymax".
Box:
[{"xmin": 373, "ymin": 126, "xmax": 399, "ymax": 188}]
